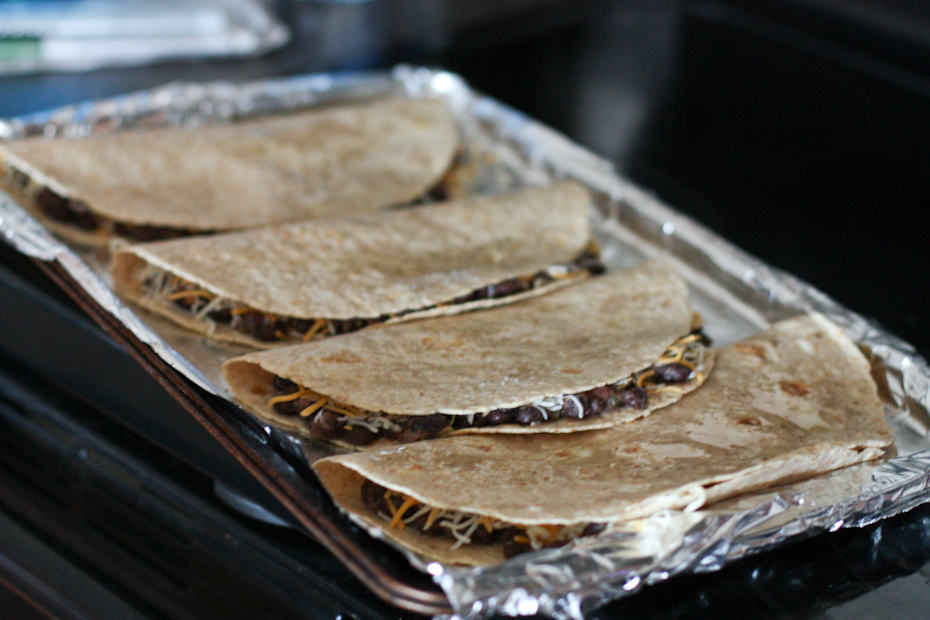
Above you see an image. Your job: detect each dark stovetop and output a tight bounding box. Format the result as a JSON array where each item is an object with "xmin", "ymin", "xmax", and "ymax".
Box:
[{"xmin": 1, "ymin": 1, "xmax": 929, "ymax": 617}]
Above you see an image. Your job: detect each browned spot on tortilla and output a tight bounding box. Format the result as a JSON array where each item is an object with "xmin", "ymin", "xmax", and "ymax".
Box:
[
  {"xmin": 780, "ymin": 380, "xmax": 810, "ymax": 397},
  {"xmin": 248, "ymin": 385, "xmax": 266, "ymax": 396},
  {"xmin": 736, "ymin": 416, "xmax": 762, "ymax": 426},
  {"xmin": 320, "ymin": 351, "xmax": 363, "ymax": 364},
  {"xmin": 624, "ymin": 446, "xmax": 640, "ymax": 453},
  {"xmin": 561, "ymin": 368, "xmax": 583, "ymax": 374},
  {"xmin": 734, "ymin": 343, "xmax": 767, "ymax": 360}
]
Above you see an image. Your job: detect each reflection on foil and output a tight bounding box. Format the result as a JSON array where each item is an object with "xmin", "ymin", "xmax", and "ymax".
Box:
[{"xmin": 1, "ymin": 66, "xmax": 929, "ymax": 619}]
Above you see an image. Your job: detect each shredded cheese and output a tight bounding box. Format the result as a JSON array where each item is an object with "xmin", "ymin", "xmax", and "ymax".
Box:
[
  {"xmin": 267, "ymin": 388, "xmax": 309, "ymax": 406},
  {"xmin": 388, "ymin": 495, "xmax": 418, "ymax": 529},
  {"xmin": 165, "ymin": 288, "xmax": 214, "ymax": 301},
  {"xmin": 635, "ymin": 369, "xmax": 656, "ymax": 387},
  {"xmin": 302, "ymin": 318, "xmax": 328, "ymax": 342},
  {"xmin": 298, "ymin": 397, "xmax": 329, "ymax": 418}
]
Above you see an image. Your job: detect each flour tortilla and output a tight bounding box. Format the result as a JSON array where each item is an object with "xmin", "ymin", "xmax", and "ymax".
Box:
[
  {"xmin": 112, "ymin": 182, "xmax": 594, "ymax": 348},
  {"xmin": 313, "ymin": 314, "xmax": 893, "ymax": 565},
  {"xmin": 223, "ymin": 260, "xmax": 709, "ymax": 444},
  {"xmin": 0, "ymin": 97, "xmax": 458, "ymax": 244}
]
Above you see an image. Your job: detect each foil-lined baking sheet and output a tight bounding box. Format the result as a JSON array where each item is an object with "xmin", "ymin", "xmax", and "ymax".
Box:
[{"xmin": 1, "ymin": 66, "xmax": 929, "ymax": 619}]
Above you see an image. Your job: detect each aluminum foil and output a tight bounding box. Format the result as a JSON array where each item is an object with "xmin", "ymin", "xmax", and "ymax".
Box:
[{"xmin": 1, "ymin": 66, "xmax": 929, "ymax": 619}]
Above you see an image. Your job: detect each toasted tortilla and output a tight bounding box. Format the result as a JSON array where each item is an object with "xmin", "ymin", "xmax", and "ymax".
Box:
[
  {"xmin": 223, "ymin": 260, "xmax": 711, "ymax": 445},
  {"xmin": 0, "ymin": 97, "xmax": 458, "ymax": 244},
  {"xmin": 112, "ymin": 181, "xmax": 596, "ymax": 348},
  {"xmin": 313, "ymin": 314, "xmax": 893, "ymax": 565}
]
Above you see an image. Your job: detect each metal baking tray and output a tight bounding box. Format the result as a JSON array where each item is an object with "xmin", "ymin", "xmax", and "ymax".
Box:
[{"xmin": 1, "ymin": 66, "xmax": 929, "ymax": 619}]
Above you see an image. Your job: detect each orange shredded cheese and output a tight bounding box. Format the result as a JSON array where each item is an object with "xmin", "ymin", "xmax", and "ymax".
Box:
[
  {"xmin": 635, "ymin": 369, "xmax": 656, "ymax": 387},
  {"xmin": 424, "ymin": 508, "xmax": 440, "ymax": 530},
  {"xmin": 679, "ymin": 333, "xmax": 702, "ymax": 345},
  {"xmin": 326, "ymin": 403, "xmax": 364, "ymax": 417},
  {"xmin": 267, "ymin": 388, "xmax": 309, "ymax": 406},
  {"xmin": 389, "ymin": 496, "xmax": 418, "ymax": 529},
  {"xmin": 302, "ymin": 318, "xmax": 328, "ymax": 342},
  {"xmin": 165, "ymin": 288, "xmax": 214, "ymax": 301},
  {"xmin": 230, "ymin": 307, "xmax": 253, "ymax": 316},
  {"xmin": 298, "ymin": 397, "xmax": 329, "ymax": 418}
]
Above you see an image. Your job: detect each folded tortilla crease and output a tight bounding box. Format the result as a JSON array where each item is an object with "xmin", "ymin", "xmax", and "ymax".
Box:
[
  {"xmin": 113, "ymin": 181, "xmax": 596, "ymax": 347},
  {"xmin": 0, "ymin": 97, "xmax": 458, "ymax": 244},
  {"xmin": 313, "ymin": 314, "xmax": 893, "ymax": 565},
  {"xmin": 223, "ymin": 260, "xmax": 711, "ymax": 446}
]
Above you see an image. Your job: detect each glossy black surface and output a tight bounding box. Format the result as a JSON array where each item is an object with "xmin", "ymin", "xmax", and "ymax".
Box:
[{"xmin": 1, "ymin": 0, "xmax": 928, "ymax": 617}]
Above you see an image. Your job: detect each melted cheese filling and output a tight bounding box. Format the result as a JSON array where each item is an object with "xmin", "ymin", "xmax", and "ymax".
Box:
[{"xmin": 376, "ymin": 488, "xmax": 592, "ymax": 551}]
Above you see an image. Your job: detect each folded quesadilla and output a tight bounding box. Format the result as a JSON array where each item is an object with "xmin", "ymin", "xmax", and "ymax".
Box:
[
  {"xmin": 0, "ymin": 97, "xmax": 458, "ymax": 245},
  {"xmin": 313, "ymin": 314, "xmax": 893, "ymax": 565},
  {"xmin": 112, "ymin": 182, "xmax": 602, "ymax": 347},
  {"xmin": 223, "ymin": 260, "xmax": 715, "ymax": 447}
]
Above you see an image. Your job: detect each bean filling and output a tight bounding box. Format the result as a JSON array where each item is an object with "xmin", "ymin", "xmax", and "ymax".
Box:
[
  {"xmin": 266, "ymin": 328, "xmax": 710, "ymax": 445},
  {"xmin": 143, "ymin": 246, "xmax": 604, "ymax": 344},
  {"xmin": 361, "ymin": 480, "xmax": 606, "ymax": 557}
]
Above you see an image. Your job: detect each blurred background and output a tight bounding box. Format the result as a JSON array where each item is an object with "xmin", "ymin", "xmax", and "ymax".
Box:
[{"xmin": 1, "ymin": 2, "xmax": 929, "ymax": 618}]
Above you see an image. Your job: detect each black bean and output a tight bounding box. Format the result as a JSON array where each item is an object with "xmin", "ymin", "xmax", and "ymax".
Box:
[
  {"xmin": 618, "ymin": 386, "xmax": 648, "ymax": 409},
  {"xmin": 172, "ymin": 296, "xmax": 197, "ymax": 310},
  {"xmin": 489, "ymin": 278, "xmax": 526, "ymax": 297},
  {"xmin": 427, "ymin": 182, "xmax": 448, "ymax": 201},
  {"xmin": 484, "ymin": 409, "xmax": 514, "ymax": 425},
  {"xmin": 411, "ymin": 413, "xmax": 448, "ymax": 433},
  {"xmin": 236, "ymin": 312, "xmax": 279, "ymax": 341},
  {"xmin": 113, "ymin": 221, "xmax": 181, "ymax": 241},
  {"xmin": 468, "ymin": 413, "xmax": 487, "ymax": 427},
  {"xmin": 272, "ymin": 400, "xmax": 298, "ymax": 416},
  {"xmin": 272, "ymin": 394, "xmax": 314, "ymax": 417},
  {"xmin": 331, "ymin": 318, "xmax": 369, "ymax": 334},
  {"xmin": 69, "ymin": 203, "xmax": 99, "ymax": 230},
  {"xmin": 503, "ymin": 538, "xmax": 532, "ymax": 558},
  {"xmin": 400, "ymin": 414, "xmax": 449, "ymax": 442},
  {"xmin": 653, "ymin": 363, "xmax": 692, "ymax": 383},
  {"xmin": 514, "ymin": 407, "xmax": 543, "ymax": 425},
  {"xmin": 451, "ymin": 290, "xmax": 483, "ymax": 304},
  {"xmin": 207, "ymin": 307, "xmax": 232, "ymax": 323},
  {"xmin": 290, "ymin": 319, "xmax": 314, "ymax": 333},
  {"xmin": 272, "ymin": 375, "xmax": 297, "ymax": 393},
  {"xmin": 361, "ymin": 480, "xmax": 387, "ymax": 513},
  {"xmin": 341, "ymin": 425, "xmax": 377, "ymax": 446},
  {"xmin": 35, "ymin": 188, "xmax": 72, "ymax": 221},
  {"xmin": 469, "ymin": 525, "xmax": 495, "ymax": 545},
  {"xmin": 451, "ymin": 415, "xmax": 471, "ymax": 429},
  {"xmin": 310, "ymin": 409, "xmax": 342, "ymax": 439},
  {"xmin": 590, "ymin": 386, "xmax": 613, "ymax": 401},
  {"xmin": 580, "ymin": 395, "xmax": 606, "ymax": 417},
  {"xmin": 582, "ymin": 522, "xmax": 607, "ymax": 537},
  {"xmin": 561, "ymin": 398, "xmax": 583, "ymax": 419}
]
